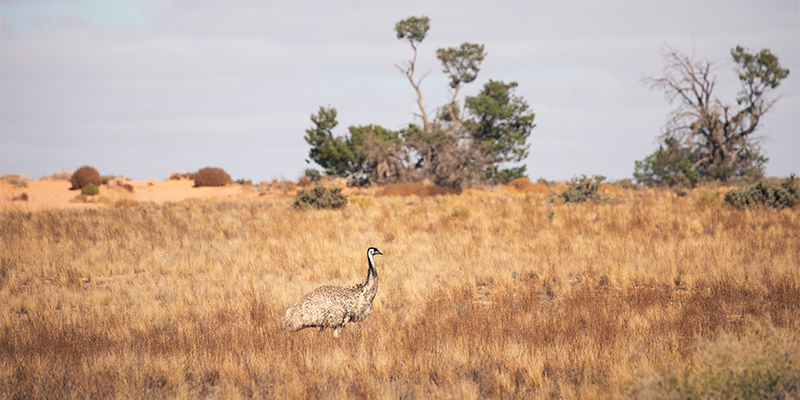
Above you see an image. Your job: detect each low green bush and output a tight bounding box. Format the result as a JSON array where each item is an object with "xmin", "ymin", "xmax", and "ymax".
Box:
[
  {"xmin": 304, "ymin": 168, "xmax": 322, "ymax": 182},
  {"xmin": 548, "ymin": 174, "xmax": 611, "ymax": 204},
  {"xmin": 697, "ymin": 191, "xmax": 721, "ymax": 207},
  {"xmin": 293, "ymin": 186, "xmax": 347, "ymax": 210},
  {"xmin": 724, "ymin": 174, "xmax": 799, "ymax": 209},
  {"xmin": 81, "ymin": 183, "xmax": 99, "ymax": 196}
]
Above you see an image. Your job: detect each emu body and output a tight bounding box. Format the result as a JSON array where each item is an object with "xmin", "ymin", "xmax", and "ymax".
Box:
[{"xmin": 281, "ymin": 247, "xmax": 383, "ymax": 337}]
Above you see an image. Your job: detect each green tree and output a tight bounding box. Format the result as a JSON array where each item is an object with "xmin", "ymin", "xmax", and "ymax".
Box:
[
  {"xmin": 437, "ymin": 43, "xmax": 487, "ymax": 135},
  {"xmin": 644, "ymin": 45, "xmax": 788, "ymax": 182},
  {"xmin": 464, "ymin": 80, "xmax": 535, "ymax": 183},
  {"xmin": 303, "ymin": 107, "xmax": 404, "ymax": 185},
  {"xmin": 303, "ymin": 106, "xmax": 358, "ymax": 177},
  {"xmin": 634, "ymin": 137, "xmax": 700, "ymax": 188},
  {"xmin": 304, "ymin": 16, "xmax": 536, "ymax": 188}
]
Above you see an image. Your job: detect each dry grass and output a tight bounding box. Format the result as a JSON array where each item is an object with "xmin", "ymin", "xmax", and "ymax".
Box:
[
  {"xmin": 377, "ymin": 182, "xmax": 462, "ymax": 197},
  {"xmin": 1, "ymin": 190, "xmax": 798, "ymax": 399}
]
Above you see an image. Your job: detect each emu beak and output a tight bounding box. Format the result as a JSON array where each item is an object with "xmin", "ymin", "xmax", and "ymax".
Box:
[{"xmin": 376, "ymin": 250, "xmax": 384, "ymax": 256}]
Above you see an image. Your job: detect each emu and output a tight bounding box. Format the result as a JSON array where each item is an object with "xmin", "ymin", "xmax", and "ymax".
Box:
[{"xmin": 281, "ymin": 247, "xmax": 383, "ymax": 337}]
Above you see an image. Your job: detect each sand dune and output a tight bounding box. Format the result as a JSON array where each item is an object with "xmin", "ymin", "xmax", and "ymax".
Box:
[{"xmin": 0, "ymin": 178, "xmax": 265, "ymax": 212}]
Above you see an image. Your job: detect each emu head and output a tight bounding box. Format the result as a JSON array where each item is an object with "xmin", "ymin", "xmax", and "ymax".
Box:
[{"xmin": 368, "ymin": 247, "xmax": 383, "ymax": 258}]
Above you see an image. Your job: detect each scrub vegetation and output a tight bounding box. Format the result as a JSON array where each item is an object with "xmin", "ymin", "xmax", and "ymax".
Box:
[{"xmin": 1, "ymin": 188, "xmax": 798, "ymax": 399}]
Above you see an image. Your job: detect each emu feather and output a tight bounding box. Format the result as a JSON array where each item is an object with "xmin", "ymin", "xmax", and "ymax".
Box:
[{"xmin": 281, "ymin": 247, "xmax": 383, "ymax": 337}]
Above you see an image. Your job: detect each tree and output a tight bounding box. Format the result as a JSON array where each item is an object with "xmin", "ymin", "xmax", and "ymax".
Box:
[
  {"xmin": 303, "ymin": 16, "xmax": 535, "ymax": 188},
  {"xmin": 436, "ymin": 43, "xmax": 487, "ymax": 135},
  {"xmin": 634, "ymin": 137, "xmax": 700, "ymax": 188},
  {"xmin": 643, "ymin": 45, "xmax": 789, "ymax": 182},
  {"xmin": 464, "ymin": 80, "xmax": 535, "ymax": 183},
  {"xmin": 303, "ymin": 107, "xmax": 405, "ymax": 185},
  {"xmin": 402, "ymin": 122, "xmax": 486, "ymax": 188},
  {"xmin": 349, "ymin": 124, "xmax": 406, "ymax": 185},
  {"xmin": 394, "ymin": 16, "xmax": 432, "ymax": 132},
  {"xmin": 393, "ymin": 16, "xmax": 494, "ymax": 187},
  {"xmin": 303, "ymin": 106, "xmax": 355, "ymax": 177}
]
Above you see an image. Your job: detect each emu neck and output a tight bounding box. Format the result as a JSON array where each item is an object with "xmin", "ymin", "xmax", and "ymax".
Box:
[{"xmin": 363, "ymin": 253, "xmax": 378, "ymax": 294}]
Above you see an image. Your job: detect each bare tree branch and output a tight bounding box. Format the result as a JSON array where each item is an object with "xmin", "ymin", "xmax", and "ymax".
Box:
[{"xmin": 643, "ymin": 45, "xmax": 787, "ymax": 180}]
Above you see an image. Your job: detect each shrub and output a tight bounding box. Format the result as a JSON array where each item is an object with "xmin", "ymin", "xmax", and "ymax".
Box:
[
  {"xmin": 697, "ymin": 191, "xmax": 721, "ymax": 207},
  {"xmin": 169, "ymin": 172, "xmax": 190, "ymax": 180},
  {"xmin": 506, "ymin": 178, "xmax": 550, "ymax": 194},
  {"xmin": 724, "ymin": 174, "xmax": 799, "ymax": 209},
  {"xmin": 304, "ymin": 168, "xmax": 322, "ymax": 182},
  {"xmin": 81, "ymin": 183, "xmax": 99, "ymax": 196},
  {"xmin": 634, "ymin": 137, "xmax": 700, "ymax": 188},
  {"xmin": 293, "ymin": 186, "xmax": 347, "ymax": 209},
  {"xmin": 191, "ymin": 167, "xmax": 232, "ymax": 187},
  {"xmin": 297, "ymin": 175, "xmax": 314, "ymax": 188},
  {"xmin": 614, "ymin": 178, "xmax": 637, "ymax": 190},
  {"xmin": 549, "ymin": 174, "xmax": 611, "ymax": 204},
  {"xmin": 275, "ymin": 180, "xmax": 297, "ymax": 192},
  {"xmin": 536, "ymin": 178, "xmax": 558, "ymax": 187},
  {"xmin": 1, "ymin": 174, "xmax": 28, "ymax": 188},
  {"xmin": 42, "ymin": 170, "xmax": 73, "ymax": 181},
  {"xmin": 70, "ymin": 166, "xmax": 102, "ymax": 190},
  {"xmin": 113, "ymin": 199, "xmax": 139, "ymax": 208},
  {"xmin": 624, "ymin": 318, "xmax": 800, "ymax": 399}
]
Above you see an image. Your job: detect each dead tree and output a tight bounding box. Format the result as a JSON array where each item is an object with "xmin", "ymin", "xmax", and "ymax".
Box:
[{"xmin": 644, "ymin": 45, "xmax": 789, "ymax": 180}]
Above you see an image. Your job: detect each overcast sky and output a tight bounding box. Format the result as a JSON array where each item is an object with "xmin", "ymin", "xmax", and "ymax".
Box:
[{"xmin": 1, "ymin": 0, "xmax": 798, "ymax": 182}]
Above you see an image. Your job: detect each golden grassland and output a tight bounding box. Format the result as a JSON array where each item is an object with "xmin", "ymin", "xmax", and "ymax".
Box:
[{"xmin": 1, "ymin": 189, "xmax": 798, "ymax": 399}]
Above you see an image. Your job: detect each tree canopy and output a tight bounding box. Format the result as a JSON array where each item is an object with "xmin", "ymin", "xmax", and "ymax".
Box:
[
  {"xmin": 303, "ymin": 16, "xmax": 535, "ymax": 187},
  {"xmin": 638, "ymin": 45, "xmax": 788, "ymax": 184}
]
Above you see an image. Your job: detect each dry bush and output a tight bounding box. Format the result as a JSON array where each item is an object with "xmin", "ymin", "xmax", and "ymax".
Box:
[
  {"xmin": 270, "ymin": 179, "xmax": 297, "ymax": 192},
  {"xmin": 621, "ymin": 318, "xmax": 800, "ymax": 398},
  {"xmin": 1, "ymin": 174, "xmax": 28, "ymax": 188},
  {"xmin": 293, "ymin": 186, "xmax": 347, "ymax": 209},
  {"xmin": 507, "ymin": 177, "xmax": 550, "ymax": 193},
  {"xmin": 191, "ymin": 167, "xmax": 231, "ymax": 187},
  {"xmin": 297, "ymin": 175, "xmax": 314, "ymax": 188},
  {"xmin": 113, "ymin": 199, "xmax": 139, "ymax": 208},
  {"xmin": 68, "ymin": 194, "xmax": 100, "ymax": 203},
  {"xmin": 1, "ymin": 194, "xmax": 798, "ymax": 399},
  {"xmin": 70, "ymin": 166, "xmax": 102, "ymax": 190},
  {"xmin": 41, "ymin": 170, "xmax": 73, "ymax": 181},
  {"xmin": 598, "ymin": 183, "xmax": 622, "ymax": 195},
  {"xmin": 12, "ymin": 193, "xmax": 28, "ymax": 201},
  {"xmin": 169, "ymin": 172, "xmax": 190, "ymax": 180},
  {"xmin": 377, "ymin": 182, "xmax": 461, "ymax": 197}
]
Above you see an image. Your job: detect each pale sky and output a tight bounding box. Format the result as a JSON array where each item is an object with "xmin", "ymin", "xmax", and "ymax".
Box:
[{"xmin": 1, "ymin": 0, "xmax": 798, "ymax": 182}]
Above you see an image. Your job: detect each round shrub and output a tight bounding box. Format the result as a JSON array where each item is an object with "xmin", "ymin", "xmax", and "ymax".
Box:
[
  {"xmin": 724, "ymin": 174, "xmax": 799, "ymax": 209},
  {"xmin": 1, "ymin": 174, "xmax": 29, "ymax": 188},
  {"xmin": 81, "ymin": 183, "xmax": 99, "ymax": 196},
  {"xmin": 293, "ymin": 186, "xmax": 347, "ymax": 209},
  {"xmin": 191, "ymin": 167, "xmax": 232, "ymax": 187},
  {"xmin": 71, "ymin": 166, "xmax": 102, "ymax": 190}
]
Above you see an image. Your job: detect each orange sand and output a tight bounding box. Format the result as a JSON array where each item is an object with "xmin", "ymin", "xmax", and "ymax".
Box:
[
  {"xmin": 0, "ymin": 178, "xmax": 265, "ymax": 213},
  {"xmin": 0, "ymin": 177, "xmax": 568, "ymax": 213}
]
